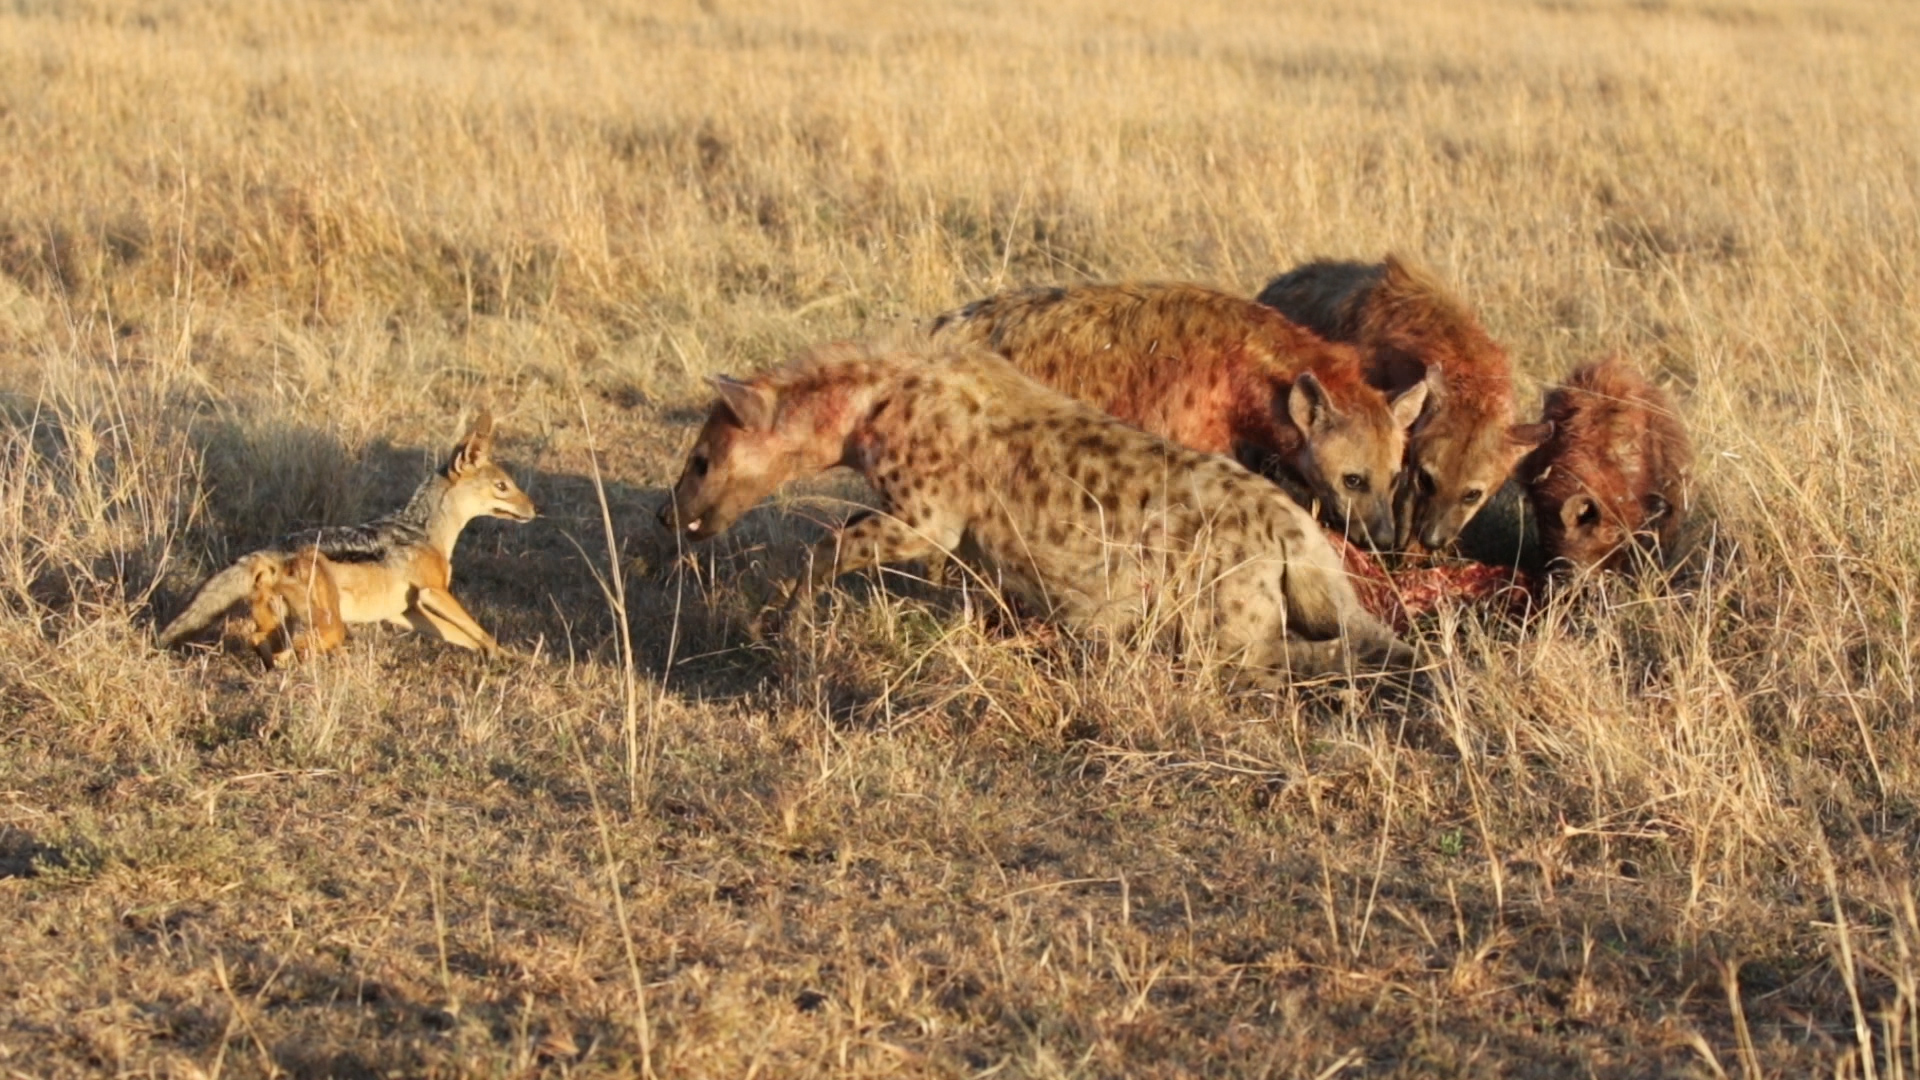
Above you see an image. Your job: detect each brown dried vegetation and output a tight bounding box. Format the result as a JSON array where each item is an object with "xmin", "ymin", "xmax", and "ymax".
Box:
[{"xmin": 2, "ymin": 1, "xmax": 1919, "ymax": 1077}]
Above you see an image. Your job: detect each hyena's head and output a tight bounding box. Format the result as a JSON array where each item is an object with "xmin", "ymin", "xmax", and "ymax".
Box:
[
  {"xmin": 1401, "ymin": 406, "xmax": 1552, "ymax": 552},
  {"xmin": 444, "ymin": 410, "xmax": 538, "ymax": 525},
  {"xmin": 659, "ymin": 374, "xmax": 822, "ymax": 541},
  {"xmin": 1530, "ymin": 461, "xmax": 1674, "ymax": 573},
  {"xmin": 1284, "ymin": 370, "xmax": 1429, "ymax": 548},
  {"xmin": 1524, "ymin": 359, "xmax": 1688, "ymax": 572}
]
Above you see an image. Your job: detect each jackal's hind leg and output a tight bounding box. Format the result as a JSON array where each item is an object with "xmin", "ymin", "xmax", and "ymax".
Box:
[
  {"xmin": 235, "ymin": 559, "xmax": 292, "ymax": 667},
  {"xmin": 270, "ymin": 618, "xmax": 349, "ymax": 667},
  {"xmin": 261, "ymin": 551, "xmax": 347, "ymax": 666}
]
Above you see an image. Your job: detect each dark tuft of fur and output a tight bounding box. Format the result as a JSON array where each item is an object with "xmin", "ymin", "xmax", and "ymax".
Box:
[
  {"xmin": 1255, "ymin": 259, "xmax": 1382, "ymax": 343},
  {"xmin": 283, "ymin": 474, "xmax": 440, "ymax": 562}
]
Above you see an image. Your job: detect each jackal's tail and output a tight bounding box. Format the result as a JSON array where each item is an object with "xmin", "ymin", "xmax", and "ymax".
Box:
[{"xmin": 157, "ymin": 553, "xmax": 279, "ymax": 647}]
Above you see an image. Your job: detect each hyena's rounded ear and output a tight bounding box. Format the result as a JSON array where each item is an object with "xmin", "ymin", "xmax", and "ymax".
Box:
[
  {"xmin": 1560, "ymin": 493, "xmax": 1601, "ymax": 531},
  {"xmin": 1508, "ymin": 420, "xmax": 1554, "ymax": 448},
  {"xmin": 450, "ymin": 409, "xmax": 496, "ymax": 474},
  {"xmin": 1388, "ymin": 378, "xmax": 1431, "ymax": 430},
  {"xmin": 708, "ymin": 375, "xmax": 776, "ymax": 432},
  {"xmin": 1287, "ymin": 372, "xmax": 1338, "ymax": 433}
]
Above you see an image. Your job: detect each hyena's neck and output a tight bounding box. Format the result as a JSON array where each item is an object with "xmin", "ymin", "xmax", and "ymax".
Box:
[
  {"xmin": 1229, "ymin": 368, "xmax": 1303, "ymax": 460},
  {"xmin": 813, "ymin": 377, "xmax": 892, "ymax": 471}
]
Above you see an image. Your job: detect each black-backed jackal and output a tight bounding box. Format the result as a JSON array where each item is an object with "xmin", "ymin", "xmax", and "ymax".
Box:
[{"xmin": 157, "ymin": 411, "xmax": 536, "ymax": 666}]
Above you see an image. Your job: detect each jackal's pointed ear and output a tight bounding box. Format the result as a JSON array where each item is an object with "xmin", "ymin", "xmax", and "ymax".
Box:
[
  {"xmin": 709, "ymin": 375, "xmax": 775, "ymax": 432},
  {"xmin": 449, "ymin": 410, "xmax": 495, "ymax": 475},
  {"xmin": 1287, "ymin": 372, "xmax": 1339, "ymax": 433},
  {"xmin": 1388, "ymin": 378, "xmax": 1431, "ymax": 431}
]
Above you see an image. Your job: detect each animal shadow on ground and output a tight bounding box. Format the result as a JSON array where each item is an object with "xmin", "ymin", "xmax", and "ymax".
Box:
[
  {"xmin": 97, "ymin": 409, "xmax": 832, "ymax": 701},
  {"xmin": 5, "ymin": 389, "xmax": 1457, "ymax": 716}
]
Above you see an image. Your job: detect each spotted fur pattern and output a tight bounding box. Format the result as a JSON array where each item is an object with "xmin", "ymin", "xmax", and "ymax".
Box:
[
  {"xmin": 1258, "ymin": 256, "xmax": 1549, "ymax": 551},
  {"xmin": 659, "ymin": 340, "xmax": 1415, "ymax": 680},
  {"xmin": 928, "ymin": 282, "xmax": 1428, "ymax": 549}
]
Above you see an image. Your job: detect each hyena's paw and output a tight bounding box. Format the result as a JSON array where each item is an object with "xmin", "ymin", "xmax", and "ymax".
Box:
[{"xmin": 747, "ymin": 577, "xmax": 814, "ymax": 642}]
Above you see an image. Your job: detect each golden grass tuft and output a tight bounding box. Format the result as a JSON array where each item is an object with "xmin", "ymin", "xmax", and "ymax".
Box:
[{"xmin": 3, "ymin": 0, "xmax": 1919, "ymax": 1075}]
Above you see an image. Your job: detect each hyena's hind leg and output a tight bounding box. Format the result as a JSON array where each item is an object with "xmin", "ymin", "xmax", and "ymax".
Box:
[
  {"xmin": 1237, "ymin": 576, "xmax": 1419, "ymax": 683},
  {"xmin": 1245, "ymin": 623, "xmax": 1416, "ymax": 684}
]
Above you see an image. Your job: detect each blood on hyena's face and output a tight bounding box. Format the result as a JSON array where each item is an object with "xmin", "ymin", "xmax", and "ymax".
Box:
[
  {"xmin": 660, "ymin": 379, "xmax": 800, "ymax": 541},
  {"xmin": 1403, "ymin": 419, "xmax": 1550, "ymax": 551}
]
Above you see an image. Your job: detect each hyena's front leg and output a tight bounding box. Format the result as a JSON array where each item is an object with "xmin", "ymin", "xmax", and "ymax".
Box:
[{"xmin": 758, "ymin": 511, "xmax": 950, "ymax": 637}]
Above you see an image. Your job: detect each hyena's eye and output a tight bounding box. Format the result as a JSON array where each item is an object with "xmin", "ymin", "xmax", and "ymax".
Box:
[
  {"xmin": 1342, "ymin": 473, "xmax": 1367, "ymax": 493},
  {"xmin": 1461, "ymin": 488, "xmax": 1483, "ymax": 506}
]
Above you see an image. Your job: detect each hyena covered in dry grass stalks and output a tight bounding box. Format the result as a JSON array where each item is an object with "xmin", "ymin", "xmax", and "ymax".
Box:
[
  {"xmin": 1258, "ymin": 256, "xmax": 1550, "ymax": 551},
  {"xmin": 1519, "ymin": 356, "xmax": 1692, "ymax": 572},
  {"xmin": 657, "ymin": 340, "xmax": 1415, "ymax": 680},
  {"xmin": 928, "ymin": 282, "xmax": 1429, "ymax": 549}
]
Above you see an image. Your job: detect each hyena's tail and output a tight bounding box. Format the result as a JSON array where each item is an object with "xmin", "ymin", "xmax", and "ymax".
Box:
[{"xmin": 157, "ymin": 553, "xmax": 280, "ymax": 647}]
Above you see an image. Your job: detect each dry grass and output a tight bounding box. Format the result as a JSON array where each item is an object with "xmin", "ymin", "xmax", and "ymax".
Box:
[{"xmin": 2, "ymin": 0, "xmax": 1918, "ymax": 1075}]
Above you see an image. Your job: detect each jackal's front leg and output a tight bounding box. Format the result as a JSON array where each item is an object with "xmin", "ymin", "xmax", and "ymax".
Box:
[{"xmin": 409, "ymin": 587, "xmax": 502, "ymax": 657}]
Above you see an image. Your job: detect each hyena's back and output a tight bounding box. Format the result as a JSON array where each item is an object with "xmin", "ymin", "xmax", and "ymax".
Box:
[
  {"xmin": 865, "ymin": 348, "xmax": 1411, "ymax": 673},
  {"xmin": 1254, "ymin": 259, "xmax": 1384, "ymax": 344},
  {"xmin": 928, "ymin": 281, "xmax": 1336, "ymax": 457}
]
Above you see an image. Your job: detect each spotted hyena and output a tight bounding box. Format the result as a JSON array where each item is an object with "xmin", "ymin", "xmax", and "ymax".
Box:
[
  {"xmin": 1519, "ymin": 356, "xmax": 1691, "ymax": 572},
  {"xmin": 657, "ymin": 339, "xmax": 1415, "ymax": 680},
  {"xmin": 1257, "ymin": 256, "xmax": 1550, "ymax": 551},
  {"xmin": 928, "ymin": 282, "xmax": 1429, "ymax": 549}
]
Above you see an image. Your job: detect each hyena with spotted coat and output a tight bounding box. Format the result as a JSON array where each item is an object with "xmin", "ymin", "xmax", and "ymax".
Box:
[
  {"xmin": 928, "ymin": 282, "xmax": 1429, "ymax": 549},
  {"xmin": 658, "ymin": 340, "xmax": 1415, "ymax": 679},
  {"xmin": 1520, "ymin": 356, "xmax": 1692, "ymax": 572},
  {"xmin": 1257, "ymin": 256, "xmax": 1550, "ymax": 551}
]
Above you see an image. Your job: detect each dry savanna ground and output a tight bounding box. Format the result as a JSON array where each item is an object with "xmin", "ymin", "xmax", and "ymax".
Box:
[{"xmin": 3, "ymin": 0, "xmax": 1919, "ymax": 1076}]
